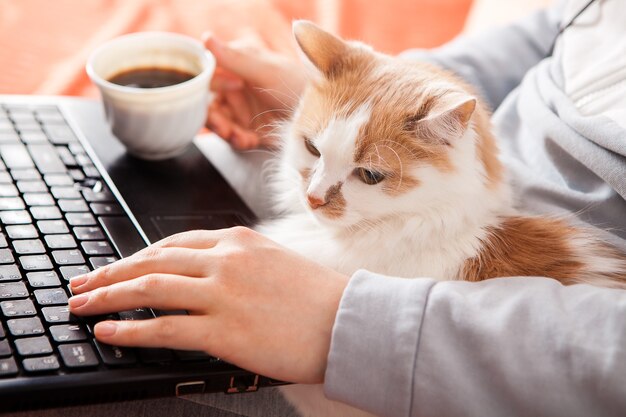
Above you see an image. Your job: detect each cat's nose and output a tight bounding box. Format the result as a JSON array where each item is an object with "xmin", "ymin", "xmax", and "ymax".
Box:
[{"xmin": 307, "ymin": 194, "xmax": 326, "ymax": 209}]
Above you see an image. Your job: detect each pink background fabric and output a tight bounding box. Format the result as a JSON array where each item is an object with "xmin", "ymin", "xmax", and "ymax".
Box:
[{"xmin": 0, "ymin": 0, "xmax": 472, "ymax": 97}]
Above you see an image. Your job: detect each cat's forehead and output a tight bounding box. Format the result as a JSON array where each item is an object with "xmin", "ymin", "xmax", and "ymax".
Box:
[{"xmin": 295, "ymin": 61, "xmax": 454, "ymax": 170}]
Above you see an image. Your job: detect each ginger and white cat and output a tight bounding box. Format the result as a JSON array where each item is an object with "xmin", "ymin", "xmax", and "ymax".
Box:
[{"xmin": 257, "ymin": 21, "xmax": 626, "ymax": 417}]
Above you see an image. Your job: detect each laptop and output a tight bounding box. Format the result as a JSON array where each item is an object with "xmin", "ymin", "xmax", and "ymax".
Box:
[{"xmin": 0, "ymin": 94, "xmax": 282, "ymax": 411}]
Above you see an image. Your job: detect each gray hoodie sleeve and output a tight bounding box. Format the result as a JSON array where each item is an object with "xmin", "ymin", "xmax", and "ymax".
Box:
[
  {"xmin": 400, "ymin": 5, "xmax": 563, "ymax": 110},
  {"xmin": 324, "ymin": 271, "xmax": 626, "ymax": 417}
]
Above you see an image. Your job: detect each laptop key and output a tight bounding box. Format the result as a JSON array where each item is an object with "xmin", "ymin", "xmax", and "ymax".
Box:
[
  {"xmin": 0, "ymin": 210, "xmax": 32, "ymax": 224},
  {"xmin": 10, "ymin": 168, "xmax": 40, "ymax": 181},
  {"xmin": 0, "ymin": 131, "xmax": 20, "ymax": 144},
  {"xmin": 16, "ymin": 180, "xmax": 47, "ymax": 194},
  {"xmin": 6, "ymin": 317, "xmax": 45, "ymax": 336},
  {"xmin": 23, "ymin": 355, "xmax": 60, "ymax": 373},
  {"xmin": 1, "ymin": 299, "xmax": 37, "ymax": 317},
  {"xmin": 27, "ymin": 143, "xmax": 67, "ymax": 173},
  {"xmin": 89, "ymin": 256, "xmax": 118, "ymax": 270},
  {"xmin": 43, "ymin": 174, "xmax": 73, "ymax": 187},
  {"xmin": 50, "ymin": 324, "xmax": 87, "ymax": 342},
  {"xmin": 38, "ymin": 219, "xmax": 69, "ymax": 234},
  {"xmin": 50, "ymin": 186, "xmax": 81, "ymax": 200},
  {"xmin": 68, "ymin": 143, "xmax": 85, "ymax": 155},
  {"xmin": 0, "ymin": 233, "xmax": 6, "ymax": 248},
  {"xmin": 73, "ymin": 226, "xmax": 104, "ymax": 240},
  {"xmin": 94, "ymin": 341, "xmax": 137, "ymax": 366},
  {"xmin": 12, "ymin": 239, "xmax": 45, "ymax": 254},
  {"xmin": 59, "ymin": 265, "xmax": 90, "ymax": 281},
  {"xmin": 66, "ymin": 212, "xmax": 96, "ymax": 226},
  {"xmin": 5, "ymin": 225, "xmax": 38, "ymax": 239},
  {"xmin": 0, "ymin": 339, "xmax": 11, "ymax": 357},
  {"xmin": 75, "ymin": 154, "xmax": 91, "ymax": 167},
  {"xmin": 0, "ymin": 172, "xmax": 12, "ymax": 183},
  {"xmin": 34, "ymin": 288, "xmax": 68, "ymax": 306},
  {"xmin": 30, "ymin": 206, "xmax": 63, "ymax": 220},
  {"xmin": 27, "ymin": 271, "xmax": 61, "ymax": 288},
  {"xmin": 0, "ymin": 324, "xmax": 4, "ymax": 338},
  {"xmin": 0, "ymin": 357, "xmax": 18, "ymax": 377},
  {"xmin": 0, "ymin": 265, "xmax": 21, "ymax": 281},
  {"xmin": 68, "ymin": 169, "xmax": 84, "ymax": 181},
  {"xmin": 20, "ymin": 130, "xmax": 48, "ymax": 144},
  {"xmin": 0, "ymin": 282, "xmax": 28, "ymax": 299},
  {"xmin": 0, "ymin": 249, "xmax": 14, "ymax": 264},
  {"xmin": 36, "ymin": 110, "xmax": 65, "ymax": 125},
  {"xmin": 58, "ymin": 199, "xmax": 89, "ymax": 213},
  {"xmin": 23, "ymin": 193, "xmax": 54, "ymax": 206},
  {"xmin": 52, "ymin": 249, "xmax": 85, "ymax": 265},
  {"xmin": 41, "ymin": 306, "xmax": 75, "ymax": 324},
  {"xmin": 0, "ymin": 197, "xmax": 25, "ymax": 210},
  {"xmin": 20, "ymin": 255, "xmax": 53, "ymax": 271},
  {"xmin": 45, "ymin": 234, "xmax": 77, "ymax": 249},
  {"xmin": 83, "ymin": 189, "xmax": 114, "ymax": 202},
  {"xmin": 83, "ymin": 166, "xmax": 101, "ymax": 179},
  {"xmin": 0, "ymin": 143, "xmax": 34, "ymax": 169},
  {"xmin": 44, "ymin": 125, "xmax": 77, "ymax": 146},
  {"xmin": 10, "ymin": 112, "xmax": 38, "ymax": 125},
  {"xmin": 56, "ymin": 147, "xmax": 78, "ymax": 166},
  {"xmin": 81, "ymin": 241, "xmax": 114, "ymax": 256},
  {"xmin": 0, "ymin": 184, "xmax": 19, "ymax": 197},
  {"xmin": 59, "ymin": 343, "xmax": 99, "ymax": 368},
  {"xmin": 14, "ymin": 336, "xmax": 53, "ymax": 356}
]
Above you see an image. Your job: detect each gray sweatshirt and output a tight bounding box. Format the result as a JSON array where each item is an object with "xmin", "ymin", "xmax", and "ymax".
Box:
[{"xmin": 323, "ymin": 2, "xmax": 626, "ymax": 417}]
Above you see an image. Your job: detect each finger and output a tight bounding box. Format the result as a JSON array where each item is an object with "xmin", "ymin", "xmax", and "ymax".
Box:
[
  {"xmin": 224, "ymin": 90, "xmax": 253, "ymax": 129},
  {"xmin": 211, "ymin": 71, "xmax": 244, "ymax": 91},
  {"xmin": 231, "ymin": 124, "xmax": 260, "ymax": 150},
  {"xmin": 70, "ymin": 247, "xmax": 210, "ymax": 293},
  {"xmin": 206, "ymin": 104, "xmax": 236, "ymax": 139},
  {"xmin": 204, "ymin": 34, "xmax": 270, "ymax": 87},
  {"xmin": 93, "ymin": 316, "xmax": 211, "ymax": 351},
  {"xmin": 69, "ymin": 274, "xmax": 209, "ymax": 315}
]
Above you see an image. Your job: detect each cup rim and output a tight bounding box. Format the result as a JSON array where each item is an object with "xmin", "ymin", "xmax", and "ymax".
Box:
[{"xmin": 86, "ymin": 31, "xmax": 215, "ymax": 96}]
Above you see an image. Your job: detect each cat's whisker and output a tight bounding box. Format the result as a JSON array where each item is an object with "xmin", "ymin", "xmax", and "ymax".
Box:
[{"xmin": 251, "ymin": 108, "xmax": 291, "ymax": 123}]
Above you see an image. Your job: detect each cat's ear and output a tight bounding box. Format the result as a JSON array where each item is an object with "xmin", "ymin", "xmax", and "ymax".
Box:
[
  {"xmin": 292, "ymin": 20, "xmax": 350, "ymax": 77},
  {"xmin": 408, "ymin": 94, "xmax": 477, "ymax": 144}
]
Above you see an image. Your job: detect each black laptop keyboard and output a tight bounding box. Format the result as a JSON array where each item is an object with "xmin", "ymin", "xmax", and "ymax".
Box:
[{"xmin": 0, "ymin": 104, "xmax": 210, "ymax": 378}]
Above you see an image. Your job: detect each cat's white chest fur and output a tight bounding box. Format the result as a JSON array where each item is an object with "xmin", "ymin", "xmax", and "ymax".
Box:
[{"xmin": 258, "ymin": 212, "xmax": 484, "ymax": 280}]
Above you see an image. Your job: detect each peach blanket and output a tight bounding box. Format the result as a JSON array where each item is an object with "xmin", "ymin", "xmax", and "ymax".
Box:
[{"xmin": 0, "ymin": 0, "xmax": 471, "ymax": 97}]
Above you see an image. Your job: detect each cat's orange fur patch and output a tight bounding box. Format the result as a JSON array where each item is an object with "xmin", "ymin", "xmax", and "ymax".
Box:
[{"xmin": 462, "ymin": 217, "xmax": 584, "ymax": 283}]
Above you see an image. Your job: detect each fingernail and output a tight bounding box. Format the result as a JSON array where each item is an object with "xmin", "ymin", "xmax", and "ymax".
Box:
[
  {"xmin": 68, "ymin": 294, "xmax": 89, "ymax": 309},
  {"xmin": 70, "ymin": 274, "xmax": 88, "ymax": 288},
  {"xmin": 96, "ymin": 322, "xmax": 117, "ymax": 337}
]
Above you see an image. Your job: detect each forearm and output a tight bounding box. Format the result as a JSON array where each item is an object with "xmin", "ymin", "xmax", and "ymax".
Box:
[
  {"xmin": 400, "ymin": 4, "xmax": 563, "ymax": 110},
  {"xmin": 324, "ymin": 271, "xmax": 626, "ymax": 417}
]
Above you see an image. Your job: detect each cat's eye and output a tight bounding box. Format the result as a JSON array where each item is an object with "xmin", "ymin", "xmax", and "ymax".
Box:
[
  {"xmin": 304, "ymin": 137, "xmax": 320, "ymax": 157},
  {"xmin": 355, "ymin": 168, "xmax": 385, "ymax": 185}
]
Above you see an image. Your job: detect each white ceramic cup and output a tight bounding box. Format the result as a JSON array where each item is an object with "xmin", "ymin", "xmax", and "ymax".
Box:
[{"xmin": 86, "ymin": 32, "xmax": 215, "ymax": 160}]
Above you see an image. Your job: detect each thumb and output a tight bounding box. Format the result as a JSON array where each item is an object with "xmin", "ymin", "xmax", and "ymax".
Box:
[{"xmin": 203, "ymin": 33, "xmax": 270, "ymax": 87}]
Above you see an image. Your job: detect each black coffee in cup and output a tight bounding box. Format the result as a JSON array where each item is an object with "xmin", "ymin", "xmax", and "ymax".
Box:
[{"xmin": 108, "ymin": 67, "xmax": 196, "ymax": 88}]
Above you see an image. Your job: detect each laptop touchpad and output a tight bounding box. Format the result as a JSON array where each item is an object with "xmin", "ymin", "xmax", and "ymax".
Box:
[{"xmin": 150, "ymin": 213, "xmax": 248, "ymax": 239}]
